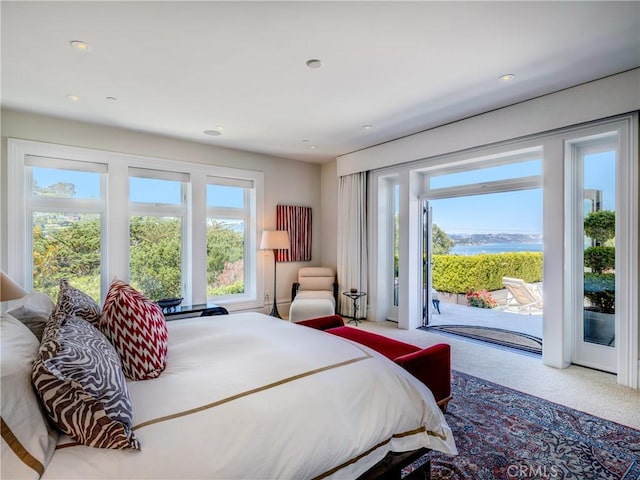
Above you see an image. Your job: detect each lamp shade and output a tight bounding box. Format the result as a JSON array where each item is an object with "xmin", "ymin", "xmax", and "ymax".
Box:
[
  {"xmin": 260, "ymin": 230, "xmax": 289, "ymax": 250},
  {"xmin": 1, "ymin": 270, "xmax": 28, "ymax": 302}
]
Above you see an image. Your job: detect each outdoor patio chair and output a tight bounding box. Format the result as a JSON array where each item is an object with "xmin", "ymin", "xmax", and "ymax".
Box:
[{"xmin": 502, "ymin": 277, "xmax": 543, "ymax": 314}]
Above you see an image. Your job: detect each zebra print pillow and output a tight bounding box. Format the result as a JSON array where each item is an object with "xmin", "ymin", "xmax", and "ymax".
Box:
[
  {"xmin": 54, "ymin": 279, "xmax": 101, "ymax": 326},
  {"xmin": 32, "ymin": 315, "xmax": 140, "ymax": 450}
]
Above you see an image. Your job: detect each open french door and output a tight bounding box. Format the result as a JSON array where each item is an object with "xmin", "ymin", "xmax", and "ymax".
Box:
[
  {"xmin": 567, "ymin": 135, "xmax": 619, "ymax": 373},
  {"xmin": 421, "ymin": 201, "xmax": 433, "ymax": 327}
]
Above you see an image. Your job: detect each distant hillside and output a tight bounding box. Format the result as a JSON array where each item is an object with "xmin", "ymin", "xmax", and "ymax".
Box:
[{"xmin": 449, "ymin": 233, "xmax": 543, "ymax": 245}]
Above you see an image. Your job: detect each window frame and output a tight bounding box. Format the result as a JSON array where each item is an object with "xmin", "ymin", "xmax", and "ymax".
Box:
[
  {"xmin": 206, "ymin": 176, "xmax": 256, "ymax": 303},
  {"xmin": 7, "ymin": 138, "xmax": 264, "ymax": 311},
  {"xmin": 25, "ymin": 156, "xmax": 107, "ymax": 297},
  {"xmin": 128, "ymin": 167, "xmax": 190, "ymax": 301}
]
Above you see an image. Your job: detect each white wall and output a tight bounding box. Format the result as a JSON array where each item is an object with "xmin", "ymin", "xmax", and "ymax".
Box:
[
  {"xmin": 0, "ymin": 109, "xmax": 323, "ymax": 312},
  {"xmin": 337, "ymin": 69, "xmax": 640, "ymax": 176}
]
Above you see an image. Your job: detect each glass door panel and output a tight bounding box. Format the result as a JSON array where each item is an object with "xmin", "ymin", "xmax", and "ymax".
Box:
[
  {"xmin": 421, "ymin": 201, "xmax": 433, "ymax": 327},
  {"xmin": 582, "ymin": 150, "xmax": 616, "ymax": 346},
  {"xmin": 570, "ymin": 137, "xmax": 618, "ymax": 373}
]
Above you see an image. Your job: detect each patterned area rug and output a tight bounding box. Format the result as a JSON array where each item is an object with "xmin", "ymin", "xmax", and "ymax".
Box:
[
  {"xmin": 430, "ymin": 371, "xmax": 640, "ymax": 479},
  {"xmin": 422, "ymin": 324, "xmax": 543, "ymax": 355}
]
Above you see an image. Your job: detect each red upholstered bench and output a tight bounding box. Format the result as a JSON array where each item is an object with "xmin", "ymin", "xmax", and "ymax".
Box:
[{"xmin": 297, "ymin": 315, "xmax": 452, "ymax": 412}]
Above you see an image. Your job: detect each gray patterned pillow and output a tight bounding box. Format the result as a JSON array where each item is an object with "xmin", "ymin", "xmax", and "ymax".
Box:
[
  {"xmin": 7, "ymin": 291, "xmax": 55, "ymax": 341},
  {"xmin": 54, "ymin": 279, "xmax": 101, "ymax": 326},
  {"xmin": 32, "ymin": 315, "xmax": 140, "ymax": 450}
]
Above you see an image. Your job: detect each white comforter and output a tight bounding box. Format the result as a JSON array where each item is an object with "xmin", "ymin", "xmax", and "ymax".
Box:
[{"xmin": 43, "ymin": 312, "xmax": 456, "ymax": 479}]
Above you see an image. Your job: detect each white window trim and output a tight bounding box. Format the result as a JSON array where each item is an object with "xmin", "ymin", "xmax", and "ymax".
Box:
[
  {"xmin": 7, "ymin": 138, "xmax": 264, "ymax": 311},
  {"xmin": 25, "ymin": 157, "xmax": 107, "ymax": 293},
  {"xmin": 128, "ymin": 168, "xmax": 189, "ymax": 300},
  {"xmin": 563, "ymin": 118, "xmax": 638, "ymax": 386},
  {"xmin": 206, "ymin": 177, "xmax": 255, "ymax": 304}
]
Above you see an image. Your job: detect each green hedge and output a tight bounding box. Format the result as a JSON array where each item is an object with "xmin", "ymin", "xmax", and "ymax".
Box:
[{"xmin": 432, "ymin": 252, "xmax": 543, "ymax": 294}]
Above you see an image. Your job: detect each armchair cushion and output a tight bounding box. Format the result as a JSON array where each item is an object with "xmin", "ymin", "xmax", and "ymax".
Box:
[
  {"xmin": 294, "ymin": 290, "xmax": 336, "ymax": 308},
  {"xmin": 296, "ymin": 267, "xmax": 336, "ymax": 292}
]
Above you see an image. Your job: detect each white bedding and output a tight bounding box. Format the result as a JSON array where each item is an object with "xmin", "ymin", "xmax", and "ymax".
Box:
[{"xmin": 43, "ymin": 312, "xmax": 456, "ymax": 479}]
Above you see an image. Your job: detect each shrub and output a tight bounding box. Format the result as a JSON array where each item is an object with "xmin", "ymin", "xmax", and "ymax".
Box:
[
  {"xmin": 208, "ymin": 279, "xmax": 244, "ymax": 296},
  {"xmin": 584, "ymin": 246, "xmax": 615, "ymax": 274},
  {"xmin": 432, "ymin": 252, "xmax": 543, "ymax": 294},
  {"xmin": 584, "ymin": 273, "xmax": 615, "ymax": 314},
  {"xmin": 466, "ymin": 290, "xmax": 497, "ymax": 309}
]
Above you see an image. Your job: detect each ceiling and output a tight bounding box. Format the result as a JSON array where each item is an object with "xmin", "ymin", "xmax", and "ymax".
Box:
[{"xmin": 2, "ymin": 2, "xmax": 639, "ymax": 163}]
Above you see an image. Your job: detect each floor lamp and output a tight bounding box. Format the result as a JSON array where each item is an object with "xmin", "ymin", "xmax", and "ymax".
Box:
[{"xmin": 260, "ymin": 230, "xmax": 289, "ymax": 318}]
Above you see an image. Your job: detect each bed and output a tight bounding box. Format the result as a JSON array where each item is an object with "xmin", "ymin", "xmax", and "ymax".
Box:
[{"xmin": 2, "ymin": 310, "xmax": 456, "ymax": 479}]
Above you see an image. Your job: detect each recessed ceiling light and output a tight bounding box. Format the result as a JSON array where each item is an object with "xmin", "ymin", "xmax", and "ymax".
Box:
[
  {"xmin": 203, "ymin": 129, "xmax": 222, "ymax": 136},
  {"xmin": 70, "ymin": 40, "xmax": 89, "ymax": 51},
  {"xmin": 66, "ymin": 94, "xmax": 79, "ymax": 102},
  {"xmin": 361, "ymin": 124, "xmax": 373, "ymax": 131},
  {"xmin": 308, "ymin": 145, "xmax": 317, "ymax": 150},
  {"xmin": 306, "ymin": 59, "xmax": 323, "ymax": 69},
  {"xmin": 499, "ymin": 73, "xmax": 515, "ymax": 82}
]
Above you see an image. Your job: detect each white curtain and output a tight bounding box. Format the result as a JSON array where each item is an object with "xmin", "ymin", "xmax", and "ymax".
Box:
[{"xmin": 337, "ymin": 172, "xmax": 368, "ymax": 318}]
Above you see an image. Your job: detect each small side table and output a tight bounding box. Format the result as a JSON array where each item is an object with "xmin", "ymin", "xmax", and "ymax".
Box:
[
  {"xmin": 163, "ymin": 303, "xmax": 228, "ymax": 320},
  {"xmin": 342, "ymin": 291, "xmax": 366, "ymax": 326}
]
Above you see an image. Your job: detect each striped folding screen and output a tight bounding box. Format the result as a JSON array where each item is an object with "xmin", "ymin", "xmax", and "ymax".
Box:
[{"xmin": 276, "ymin": 205, "xmax": 312, "ymax": 262}]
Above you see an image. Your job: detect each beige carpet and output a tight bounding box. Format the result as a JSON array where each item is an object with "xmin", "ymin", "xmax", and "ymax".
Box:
[{"xmin": 357, "ymin": 320, "xmax": 640, "ymax": 430}]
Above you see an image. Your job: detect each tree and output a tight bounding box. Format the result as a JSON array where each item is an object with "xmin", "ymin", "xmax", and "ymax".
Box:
[
  {"xmin": 583, "ymin": 210, "xmax": 616, "ymax": 313},
  {"xmin": 129, "ymin": 216, "xmax": 182, "ymax": 300},
  {"xmin": 395, "ymin": 219, "xmax": 453, "ymax": 277},
  {"xmin": 206, "ymin": 220, "xmax": 244, "ymax": 289},
  {"xmin": 32, "ymin": 215, "xmax": 101, "ymax": 300},
  {"xmin": 584, "ymin": 210, "xmax": 615, "ymax": 246},
  {"xmin": 583, "ymin": 210, "xmax": 615, "ymax": 274},
  {"xmin": 432, "ymin": 224, "xmax": 454, "ymax": 254}
]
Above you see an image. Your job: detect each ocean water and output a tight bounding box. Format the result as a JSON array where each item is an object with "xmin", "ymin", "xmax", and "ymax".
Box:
[{"xmin": 450, "ymin": 242, "xmax": 542, "ymax": 255}]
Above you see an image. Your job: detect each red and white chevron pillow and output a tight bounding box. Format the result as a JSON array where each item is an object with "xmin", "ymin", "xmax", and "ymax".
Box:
[{"xmin": 100, "ymin": 279, "xmax": 168, "ymax": 380}]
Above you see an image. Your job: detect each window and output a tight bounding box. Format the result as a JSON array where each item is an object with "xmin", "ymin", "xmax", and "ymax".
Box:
[
  {"xmin": 393, "ymin": 182, "xmax": 400, "ymax": 307},
  {"xmin": 129, "ymin": 169, "xmax": 188, "ymax": 300},
  {"xmin": 26, "ymin": 157, "xmax": 106, "ymax": 302},
  {"xmin": 206, "ymin": 178, "xmax": 253, "ymax": 299},
  {"xmin": 8, "ymin": 139, "xmax": 264, "ymax": 310}
]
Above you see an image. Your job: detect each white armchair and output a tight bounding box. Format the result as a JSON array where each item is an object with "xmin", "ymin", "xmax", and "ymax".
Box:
[
  {"xmin": 291, "ymin": 267, "xmax": 338, "ymax": 306},
  {"xmin": 289, "ymin": 267, "xmax": 338, "ymax": 322}
]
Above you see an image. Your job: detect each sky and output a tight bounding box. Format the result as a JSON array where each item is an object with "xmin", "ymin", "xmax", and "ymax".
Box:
[
  {"xmin": 32, "ymin": 170, "xmax": 244, "ymax": 208},
  {"xmin": 430, "ymin": 189, "xmax": 543, "ymax": 235}
]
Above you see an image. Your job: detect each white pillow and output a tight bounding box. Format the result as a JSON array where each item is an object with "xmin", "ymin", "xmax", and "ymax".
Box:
[
  {"xmin": 7, "ymin": 292, "xmax": 55, "ymax": 342},
  {"xmin": 1, "ymin": 313, "xmax": 58, "ymax": 479}
]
